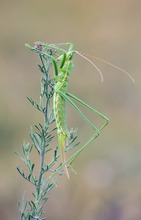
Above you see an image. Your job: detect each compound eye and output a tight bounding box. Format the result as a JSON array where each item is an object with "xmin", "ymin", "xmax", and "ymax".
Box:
[{"xmin": 34, "ymin": 44, "xmax": 43, "ymax": 51}]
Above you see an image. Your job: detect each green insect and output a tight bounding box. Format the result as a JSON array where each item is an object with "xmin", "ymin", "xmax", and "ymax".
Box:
[
  {"xmin": 33, "ymin": 42, "xmax": 109, "ymax": 178},
  {"xmin": 26, "ymin": 42, "xmax": 134, "ymax": 179},
  {"xmin": 52, "ymin": 44, "xmax": 109, "ymax": 179}
]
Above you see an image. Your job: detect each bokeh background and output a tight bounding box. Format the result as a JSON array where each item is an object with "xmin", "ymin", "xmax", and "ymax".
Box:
[{"xmin": 0, "ymin": 0, "xmax": 141, "ymax": 219}]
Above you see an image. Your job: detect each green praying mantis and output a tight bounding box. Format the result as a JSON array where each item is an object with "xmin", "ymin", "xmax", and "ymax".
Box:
[{"xmin": 26, "ymin": 42, "xmax": 135, "ymax": 179}]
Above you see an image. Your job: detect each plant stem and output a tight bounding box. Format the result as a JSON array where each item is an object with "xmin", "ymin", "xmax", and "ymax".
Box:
[{"xmin": 36, "ymin": 56, "xmax": 51, "ymax": 200}]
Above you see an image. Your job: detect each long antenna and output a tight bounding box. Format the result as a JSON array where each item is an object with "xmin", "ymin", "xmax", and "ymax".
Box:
[
  {"xmin": 76, "ymin": 51, "xmax": 135, "ymax": 83},
  {"xmin": 75, "ymin": 51, "xmax": 104, "ymax": 82}
]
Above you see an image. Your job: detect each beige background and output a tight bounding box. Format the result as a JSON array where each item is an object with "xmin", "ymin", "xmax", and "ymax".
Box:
[{"xmin": 0, "ymin": 0, "xmax": 141, "ymax": 220}]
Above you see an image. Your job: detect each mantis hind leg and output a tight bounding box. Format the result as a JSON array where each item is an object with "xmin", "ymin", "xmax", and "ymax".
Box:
[{"xmin": 58, "ymin": 91, "xmax": 109, "ymax": 165}]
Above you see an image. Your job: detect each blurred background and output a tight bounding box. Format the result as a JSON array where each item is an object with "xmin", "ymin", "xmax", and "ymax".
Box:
[{"xmin": 0, "ymin": 0, "xmax": 141, "ymax": 219}]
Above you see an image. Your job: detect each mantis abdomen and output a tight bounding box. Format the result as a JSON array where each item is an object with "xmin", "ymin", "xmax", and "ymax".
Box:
[{"xmin": 53, "ymin": 61, "xmax": 73, "ymax": 178}]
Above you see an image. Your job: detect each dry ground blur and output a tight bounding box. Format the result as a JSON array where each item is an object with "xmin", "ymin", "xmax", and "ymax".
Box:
[{"xmin": 0, "ymin": 0, "xmax": 141, "ymax": 220}]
